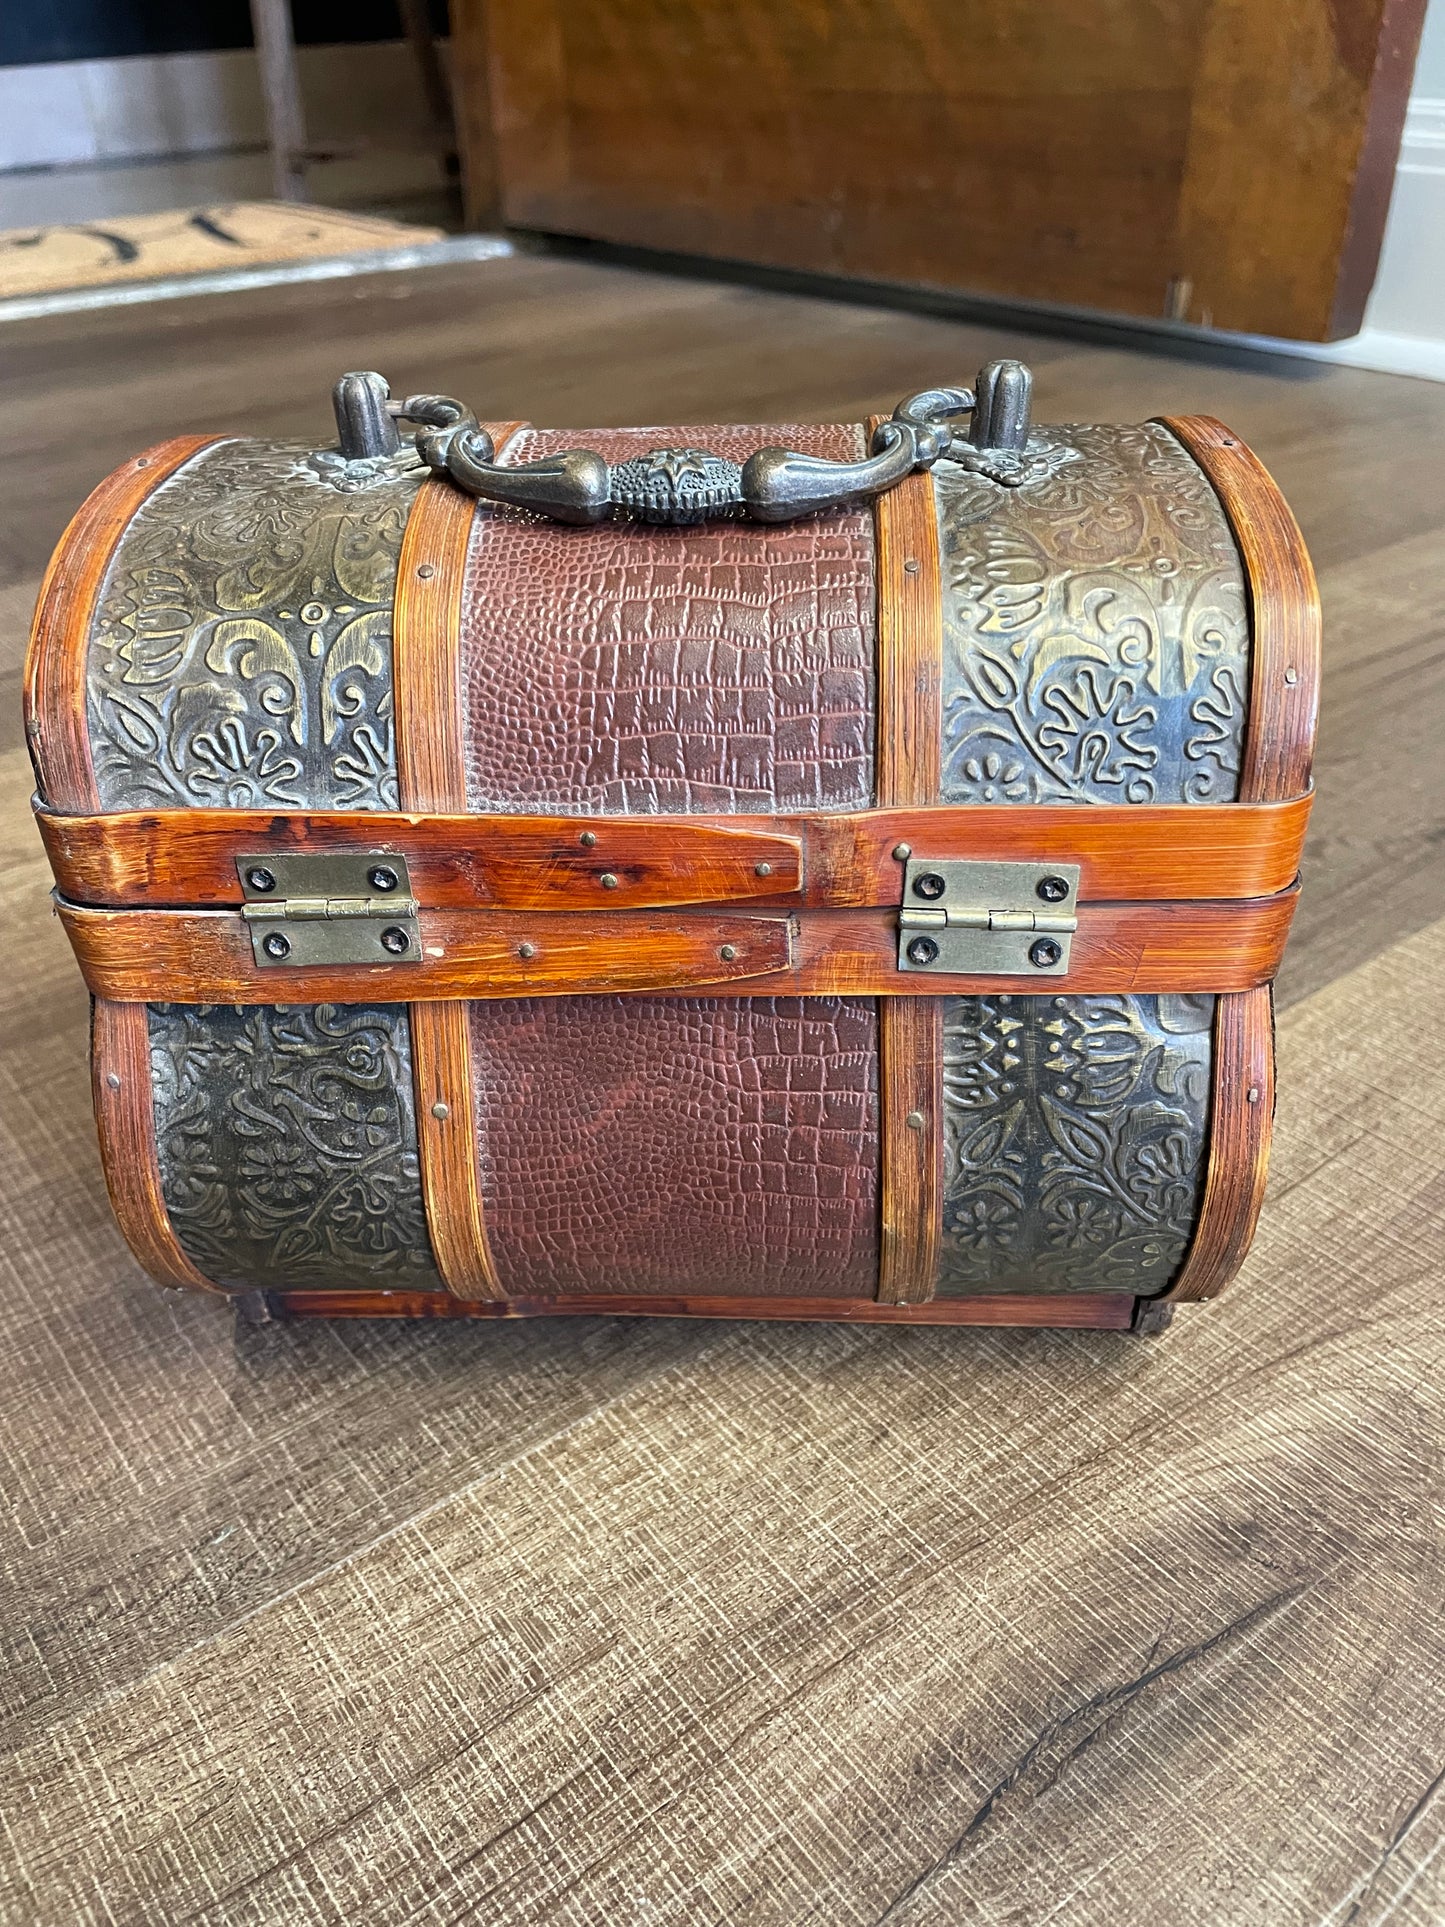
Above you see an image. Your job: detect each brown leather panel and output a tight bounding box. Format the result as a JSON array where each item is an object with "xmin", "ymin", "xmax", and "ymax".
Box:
[
  {"xmin": 468, "ymin": 995, "xmax": 880, "ymax": 1297},
  {"xmin": 461, "ymin": 424, "xmax": 875, "ymax": 814}
]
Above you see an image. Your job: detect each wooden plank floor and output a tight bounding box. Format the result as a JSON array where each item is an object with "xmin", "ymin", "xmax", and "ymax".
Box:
[{"xmin": 1, "ymin": 253, "xmax": 1443, "ymax": 1925}]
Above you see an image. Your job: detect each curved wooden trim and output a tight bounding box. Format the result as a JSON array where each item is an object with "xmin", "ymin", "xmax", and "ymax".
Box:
[
  {"xmin": 1163, "ymin": 987, "xmax": 1275, "ymax": 1302},
  {"xmin": 91, "ymin": 999, "xmax": 220, "ymax": 1295},
  {"xmin": 23, "ymin": 436, "xmax": 222, "ymax": 813},
  {"xmin": 410, "ymin": 1002, "xmax": 502, "ymax": 1301},
  {"xmin": 36, "ymin": 793, "xmax": 1314, "ymax": 911},
  {"xmin": 873, "ymin": 450, "xmax": 944, "ymax": 1304},
  {"xmin": 395, "ymin": 427, "xmax": 524, "ymax": 1302},
  {"xmin": 1157, "ymin": 416, "xmax": 1321, "ymax": 804},
  {"xmin": 268, "ymin": 1287, "xmax": 1137, "ymax": 1329},
  {"xmin": 56, "ymin": 891, "xmax": 1299, "ymax": 1005},
  {"xmin": 878, "ymin": 1000, "xmax": 941, "ymax": 1305}
]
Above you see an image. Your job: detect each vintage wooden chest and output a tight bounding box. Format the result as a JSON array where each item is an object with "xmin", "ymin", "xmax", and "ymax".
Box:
[{"xmin": 26, "ymin": 362, "xmax": 1317, "ymax": 1333}]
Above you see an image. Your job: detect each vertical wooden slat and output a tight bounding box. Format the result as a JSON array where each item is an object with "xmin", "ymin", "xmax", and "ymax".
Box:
[
  {"xmin": 393, "ymin": 432, "xmax": 524, "ymax": 1301},
  {"xmin": 1164, "ymin": 988, "xmax": 1275, "ymax": 1302},
  {"xmin": 1155, "ymin": 417, "xmax": 1315, "ymax": 1303},
  {"xmin": 873, "ymin": 453, "xmax": 944, "ymax": 1305},
  {"xmin": 91, "ymin": 1000, "xmax": 220, "ymax": 1294},
  {"xmin": 24, "ymin": 436, "xmax": 220, "ymax": 814}
]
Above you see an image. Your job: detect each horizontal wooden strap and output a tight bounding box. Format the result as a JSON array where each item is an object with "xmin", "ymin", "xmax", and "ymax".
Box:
[
  {"xmin": 36, "ymin": 793, "xmax": 1312, "ymax": 911},
  {"xmin": 266, "ymin": 1287, "xmax": 1138, "ymax": 1329},
  {"xmin": 57, "ymin": 890, "xmax": 1297, "ymax": 1004}
]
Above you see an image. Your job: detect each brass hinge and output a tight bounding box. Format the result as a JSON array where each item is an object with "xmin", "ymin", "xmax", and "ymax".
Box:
[
  {"xmin": 897, "ymin": 858, "xmax": 1080, "ymax": 976},
  {"xmin": 237, "ymin": 852, "xmax": 420, "ymax": 967}
]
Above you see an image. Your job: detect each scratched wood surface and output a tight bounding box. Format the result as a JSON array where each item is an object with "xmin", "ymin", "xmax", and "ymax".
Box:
[{"xmin": 2, "ymin": 251, "xmax": 1445, "ymax": 1924}]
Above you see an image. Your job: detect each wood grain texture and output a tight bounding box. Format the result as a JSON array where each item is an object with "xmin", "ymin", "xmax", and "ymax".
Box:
[
  {"xmin": 271, "ymin": 1288, "xmax": 1137, "ymax": 1328},
  {"xmin": 1165, "ymin": 987, "xmax": 1275, "ymax": 1303},
  {"xmin": 1158, "ymin": 417, "xmax": 1318, "ymax": 1299},
  {"xmin": 36, "ymin": 794, "xmax": 1313, "ymax": 909},
  {"xmin": 89, "ymin": 999, "xmax": 218, "ymax": 1295},
  {"xmin": 22, "ymin": 436, "xmax": 219, "ymax": 814},
  {"xmin": 6, "ymin": 249, "xmax": 1445, "ymax": 1926},
  {"xmin": 1161, "ymin": 415, "xmax": 1323, "ymax": 805},
  {"xmin": 410, "ymin": 1000, "xmax": 503, "ymax": 1301},
  {"xmin": 448, "ymin": 0, "xmax": 502, "ymax": 227},
  {"xmin": 877, "ymin": 999, "xmax": 942, "ymax": 1306},
  {"xmin": 873, "ymin": 450, "xmax": 945, "ymax": 1305},
  {"xmin": 394, "ymin": 431, "xmax": 524, "ymax": 1307},
  {"xmin": 55, "ymin": 892, "xmax": 1299, "ymax": 1004},
  {"xmin": 477, "ymin": 0, "xmax": 1429, "ymax": 340}
]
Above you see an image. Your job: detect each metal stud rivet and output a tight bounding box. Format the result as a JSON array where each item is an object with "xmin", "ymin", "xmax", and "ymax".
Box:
[
  {"xmin": 903, "ymin": 558, "xmax": 920, "ymax": 575},
  {"xmin": 719, "ymin": 944, "xmax": 739, "ymax": 961},
  {"xmin": 135, "ymin": 458, "xmax": 150, "ymax": 468},
  {"xmin": 416, "ymin": 563, "xmax": 435, "ymax": 579},
  {"xmin": 518, "ymin": 941, "xmax": 537, "ymax": 959},
  {"xmin": 1284, "ymin": 668, "xmax": 1299, "ymax": 685},
  {"xmin": 245, "ymin": 866, "xmax": 277, "ymax": 894},
  {"xmin": 380, "ymin": 926, "xmax": 410, "ymax": 954},
  {"xmin": 579, "ymin": 831, "xmax": 597, "ymax": 847},
  {"xmin": 1247, "ymin": 1086, "xmax": 1261, "ymax": 1104},
  {"xmin": 367, "ymin": 865, "xmax": 399, "ymax": 892},
  {"xmin": 431, "ymin": 1101, "xmax": 450, "ymax": 1120},
  {"xmin": 906, "ymin": 936, "xmax": 939, "ymax": 966},
  {"xmin": 755, "ymin": 861, "xmax": 773, "ymax": 877},
  {"xmin": 1036, "ymin": 875, "xmax": 1070, "ymax": 903},
  {"xmin": 599, "ymin": 872, "xmax": 620, "ymax": 889},
  {"xmin": 905, "ymin": 1110, "xmax": 925, "ymax": 1131},
  {"xmin": 262, "ymin": 931, "xmax": 291, "ymax": 960},
  {"xmin": 1029, "ymin": 937, "xmax": 1063, "ymax": 969},
  {"xmin": 106, "ymin": 1071, "xmax": 121, "ymax": 1090},
  {"xmin": 892, "ymin": 843, "xmax": 912, "ymax": 861}
]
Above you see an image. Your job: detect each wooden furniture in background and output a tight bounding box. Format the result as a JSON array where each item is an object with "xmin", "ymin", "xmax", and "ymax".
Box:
[{"xmin": 468, "ymin": 0, "xmax": 1429, "ymax": 341}]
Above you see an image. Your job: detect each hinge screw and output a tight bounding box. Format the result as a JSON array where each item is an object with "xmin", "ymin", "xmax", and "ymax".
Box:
[
  {"xmin": 368, "ymin": 865, "xmax": 399, "ymax": 892},
  {"xmin": 1029, "ymin": 937, "xmax": 1062, "ymax": 968},
  {"xmin": 262, "ymin": 931, "xmax": 291, "ymax": 959},
  {"xmin": 246, "ymin": 866, "xmax": 277, "ymax": 894},
  {"xmin": 380, "ymin": 926, "xmax": 410, "ymax": 954},
  {"xmin": 912, "ymin": 872, "xmax": 946, "ymax": 901},
  {"xmin": 906, "ymin": 936, "xmax": 939, "ymax": 966},
  {"xmin": 1036, "ymin": 875, "xmax": 1070, "ymax": 903}
]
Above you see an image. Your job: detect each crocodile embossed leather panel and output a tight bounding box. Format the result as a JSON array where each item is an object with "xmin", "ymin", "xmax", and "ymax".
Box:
[
  {"xmin": 469, "ymin": 996, "xmax": 880, "ymax": 1297},
  {"xmin": 460, "ymin": 424, "xmax": 875, "ymax": 814}
]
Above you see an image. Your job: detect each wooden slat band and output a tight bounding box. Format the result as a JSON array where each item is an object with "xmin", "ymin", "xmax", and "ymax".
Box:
[
  {"xmin": 409, "ymin": 1002, "xmax": 501, "ymax": 1302},
  {"xmin": 1157, "ymin": 417, "xmax": 1322, "ymax": 805},
  {"xmin": 57, "ymin": 891, "xmax": 1299, "ymax": 1005},
  {"xmin": 23, "ymin": 435, "xmax": 223, "ymax": 814},
  {"xmin": 91, "ymin": 999, "xmax": 220, "ymax": 1295},
  {"xmin": 1163, "ymin": 987, "xmax": 1275, "ymax": 1302},
  {"xmin": 268, "ymin": 1287, "xmax": 1137, "ymax": 1329},
  {"xmin": 35, "ymin": 792, "xmax": 1314, "ymax": 911},
  {"xmin": 873, "ymin": 450, "xmax": 944, "ymax": 1305},
  {"xmin": 1157, "ymin": 421, "xmax": 1315, "ymax": 1302},
  {"xmin": 395, "ymin": 426, "xmax": 525, "ymax": 1305}
]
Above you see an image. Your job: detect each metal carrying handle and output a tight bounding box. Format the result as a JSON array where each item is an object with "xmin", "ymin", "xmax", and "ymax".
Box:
[{"xmin": 330, "ymin": 360, "xmax": 1040, "ymax": 526}]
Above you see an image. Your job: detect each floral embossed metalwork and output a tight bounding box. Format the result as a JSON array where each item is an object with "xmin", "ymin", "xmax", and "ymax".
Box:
[
  {"xmin": 148, "ymin": 1002, "xmax": 440, "ymax": 1292},
  {"xmin": 935, "ymin": 423, "xmax": 1249, "ymax": 806},
  {"xmin": 937, "ymin": 993, "xmax": 1212, "ymax": 1296},
  {"xmin": 87, "ymin": 439, "xmax": 423, "ymax": 811}
]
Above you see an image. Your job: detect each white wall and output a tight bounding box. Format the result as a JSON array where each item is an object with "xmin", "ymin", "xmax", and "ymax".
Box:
[
  {"xmin": 1334, "ymin": 0, "xmax": 1445, "ymax": 377},
  {"xmin": 0, "ymin": 41, "xmax": 439, "ymax": 174}
]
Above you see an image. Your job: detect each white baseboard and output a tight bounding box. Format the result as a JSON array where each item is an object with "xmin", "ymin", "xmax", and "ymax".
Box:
[{"xmin": 0, "ymin": 41, "xmax": 441, "ymax": 173}]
